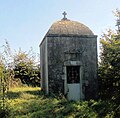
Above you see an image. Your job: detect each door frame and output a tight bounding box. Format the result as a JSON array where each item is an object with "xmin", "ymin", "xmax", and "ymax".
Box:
[{"xmin": 63, "ymin": 61, "xmax": 83, "ymax": 100}]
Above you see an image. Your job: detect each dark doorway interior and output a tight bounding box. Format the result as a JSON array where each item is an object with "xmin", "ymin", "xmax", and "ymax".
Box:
[{"xmin": 67, "ymin": 66, "xmax": 80, "ymax": 84}]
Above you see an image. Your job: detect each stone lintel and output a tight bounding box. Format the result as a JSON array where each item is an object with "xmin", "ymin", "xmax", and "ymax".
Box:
[{"xmin": 64, "ymin": 61, "xmax": 82, "ymax": 66}]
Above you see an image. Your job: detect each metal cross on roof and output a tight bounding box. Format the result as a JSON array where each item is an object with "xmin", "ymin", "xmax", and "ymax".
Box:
[{"xmin": 62, "ymin": 11, "xmax": 67, "ymax": 20}]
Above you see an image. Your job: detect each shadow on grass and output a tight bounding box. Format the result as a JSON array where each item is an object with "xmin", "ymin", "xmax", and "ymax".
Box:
[
  {"xmin": 7, "ymin": 91, "xmax": 21, "ymax": 99},
  {"xmin": 22, "ymin": 99, "xmax": 98, "ymax": 118},
  {"xmin": 25, "ymin": 90, "xmax": 41, "ymax": 96},
  {"xmin": 7, "ymin": 89, "xmax": 42, "ymax": 99}
]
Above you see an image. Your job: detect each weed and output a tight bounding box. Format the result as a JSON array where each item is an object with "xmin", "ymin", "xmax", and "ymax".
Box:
[{"xmin": 3, "ymin": 87, "xmax": 120, "ymax": 118}]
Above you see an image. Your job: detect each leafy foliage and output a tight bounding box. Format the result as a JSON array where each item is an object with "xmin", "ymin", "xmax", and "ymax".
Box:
[
  {"xmin": 98, "ymin": 29, "xmax": 120, "ymax": 102},
  {"xmin": 0, "ymin": 41, "xmax": 40, "ymax": 87},
  {"xmin": 13, "ymin": 49, "xmax": 40, "ymax": 87}
]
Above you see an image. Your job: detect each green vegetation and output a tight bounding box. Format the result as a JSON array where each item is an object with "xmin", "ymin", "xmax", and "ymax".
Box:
[
  {"xmin": 0, "ymin": 41, "xmax": 40, "ymax": 88},
  {"xmin": 13, "ymin": 49, "xmax": 40, "ymax": 87},
  {"xmin": 0, "ymin": 10, "xmax": 120, "ymax": 118},
  {"xmin": 0, "ymin": 87, "xmax": 118, "ymax": 118},
  {"xmin": 0, "ymin": 41, "xmax": 40, "ymax": 117},
  {"xmin": 98, "ymin": 29, "xmax": 120, "ymax": 102}
]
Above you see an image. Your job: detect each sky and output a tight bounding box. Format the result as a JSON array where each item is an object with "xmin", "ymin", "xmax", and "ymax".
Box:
[{"xmin": 0, "ymin": 0, "xmax": 120, "ymax": 55}]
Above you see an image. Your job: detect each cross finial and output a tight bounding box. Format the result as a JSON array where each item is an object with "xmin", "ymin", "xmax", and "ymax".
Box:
[{"xmin": 62, "ymin": 11, "xmax": 67, "ymax": 20}]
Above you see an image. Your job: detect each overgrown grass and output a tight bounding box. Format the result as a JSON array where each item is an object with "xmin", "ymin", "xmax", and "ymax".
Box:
[{"xmin": 2, "ymin": 87, "xmax": 120, "ymax": 118}]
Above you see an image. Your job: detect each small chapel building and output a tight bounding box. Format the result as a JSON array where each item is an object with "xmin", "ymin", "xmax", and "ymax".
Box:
[{"xmin": 40, "ymin": 12, "xmax": 98, "ymax": 101}]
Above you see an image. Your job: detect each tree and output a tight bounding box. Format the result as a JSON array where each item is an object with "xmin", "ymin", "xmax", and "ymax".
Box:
[
  {"xmin": 0, "ymin": 40, "xmax": 40, "ymax": 87},
  {"xmin": 98, "ymin": 29, "xmax": 120, "ymax": 101},
  {"xmin": 13, "ymin": 49, "xmax": 40, "ymax": 87}
]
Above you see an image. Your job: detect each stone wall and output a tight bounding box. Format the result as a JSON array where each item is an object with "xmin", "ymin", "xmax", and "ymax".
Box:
[
  {"xmin": 47, "ymin": 34, "xmax": 98, "ymax": 99},
  {"xmin": 40, "ymin": 38, "xmax": 48, "ymax": 94}
]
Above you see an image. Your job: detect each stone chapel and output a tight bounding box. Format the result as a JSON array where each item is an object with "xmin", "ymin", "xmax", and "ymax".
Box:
[{"xmin": 40, "ymin": 12, "xmax": 98, "ymax": 101}]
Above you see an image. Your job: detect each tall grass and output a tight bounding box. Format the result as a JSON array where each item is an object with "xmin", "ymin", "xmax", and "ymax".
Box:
[{"xmin": 2, "ymin": 87, "xmax": 119, "ymax": 118}]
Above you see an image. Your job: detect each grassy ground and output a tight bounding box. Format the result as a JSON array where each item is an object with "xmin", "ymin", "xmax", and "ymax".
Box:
[{"xmin": 2, "ymin": 87, "xmax": 120, "ymax": 118}]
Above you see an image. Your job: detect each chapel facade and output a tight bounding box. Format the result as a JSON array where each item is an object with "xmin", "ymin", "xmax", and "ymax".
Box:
[{"xmin": 40, "ymin": 12, "xmax": 98, "ymax": 101}]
